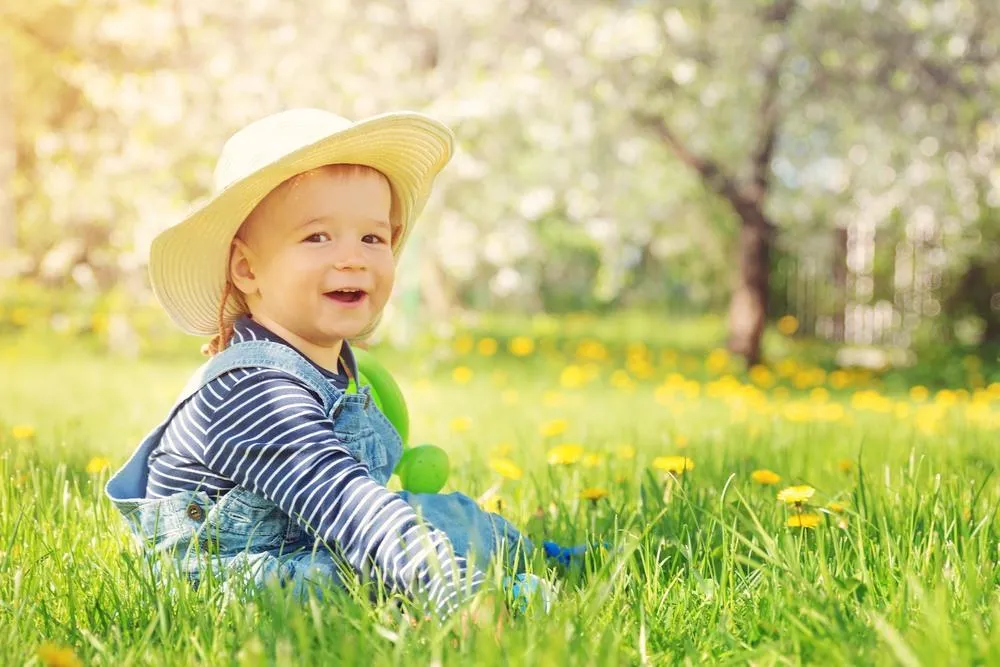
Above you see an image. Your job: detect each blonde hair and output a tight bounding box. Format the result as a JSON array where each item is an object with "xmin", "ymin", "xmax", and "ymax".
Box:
[{"xmin": 201, "ymin": 163, "xmax": 394, "ymax": 356}]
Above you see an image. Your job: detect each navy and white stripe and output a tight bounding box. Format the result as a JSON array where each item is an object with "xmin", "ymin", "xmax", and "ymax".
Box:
[{"xmin": 145, "ymin": 316, "xmax": 484, "ymax": 616}]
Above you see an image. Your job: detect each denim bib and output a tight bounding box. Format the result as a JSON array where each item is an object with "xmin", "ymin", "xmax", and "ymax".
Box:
[{"xmin": 105, "ymin": 341, "xmax": 403, "ymax": 593}]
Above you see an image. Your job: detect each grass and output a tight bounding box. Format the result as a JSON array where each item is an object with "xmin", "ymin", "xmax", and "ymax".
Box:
[{"xmin": 1, "ymin": 322, "xmax": 999, "ymax": 666}]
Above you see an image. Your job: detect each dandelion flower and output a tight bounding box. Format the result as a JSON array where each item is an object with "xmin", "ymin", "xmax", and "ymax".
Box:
[
  {"xmin": 616, "ymin": 444, "xmax": 636, "ymax": 460},
  {"xmin": 477, "ymin": 337, "xmax": 498, "ymax": 356},
  {"xmin": 539, "ymin": 418, "xmax": 569, "ymax": 438},
  {"xmin": 452, "ymin": 334, "xmax": 474, "ymax": 355},
  {"xmin": 580, "ymin": 487, "xmax": 609, "ymax": 502},
  {"xmin": 751, "ymin": 469, "xmax": 781, "ymax": 485},
  {"xmin": 452, "ymin": 366, "xmax": 473, "ymax": 384},
  {"xmin": 508, "ymin": 336, "xmax": 535, "ymax": 357},
  {"xmin": 837, "ymin": 459, "xmax": 854, "ymax": 473},
  {"xmin": 777, "ymin": 485, "xmax": 816, "ymax": 505},
  {"xmin": 560, "ymin": 365, "xmax": 587, "ymax": 389},
  {"xmin": 489, "ymin": 458, "xmax": 523, "ymax": 481},
  {"xmin": 449, "ymin": 416, "xmax": 472, "ymax": 433},
  {"xmin": 786, "ymin": 513, "xmax": 822, "ymax": 528},
  {"xmin": 652, "ymin": 456, "xmax": 695, "ymax": 475},
  {"xmin": 11, "ymin": 424, "xmax": 36, "ymax": 440},
  {"xmin": 480, "ymin": 496, "xmax": 504, "ymax": 513},
  {"xmin": 547, "ymin": 443, "xmax": 584, "ymax": 465},
  {"xmin": 826, "ymin": 501, "xmax": 847, "ymax": 514},
  {"xmin": 582, "ymin": 453, "xmax": 604, "ymax": 468},
  {"xmin": 36, "ymin": 642, "xmax": 82, "ymax": 667},
  {"xmin": 85, "ymin": 457, "xmax": 111, "ymax": 475},
  {"xmin": 777, "ymin": 315, "xmax": 799, "ymax": 336}
]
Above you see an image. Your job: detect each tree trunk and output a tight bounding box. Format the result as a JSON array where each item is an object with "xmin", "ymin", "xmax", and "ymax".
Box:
[
  {"xmin": 984, "ymin": 310, "xmax": 1000, "ymax": 344},
  {"xmin": 727, "ymin": 214, "xmax": 772, "ymax": 366},
  {"xmin": 943, "ymin": 261, "xmax": 1000, "ymax": 344},
  {"xmin": 832, "ymin": 226, "xmax": 848, "ymax": 342}
]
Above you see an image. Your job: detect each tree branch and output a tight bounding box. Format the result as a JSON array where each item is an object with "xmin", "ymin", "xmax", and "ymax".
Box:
[
  {"xmin": 748, "ymin": 0, "xmax": 799, "ymax": 205},
  {"xmin": 632, "ymin": 110, "xmax": 744, "ymax": 208}
]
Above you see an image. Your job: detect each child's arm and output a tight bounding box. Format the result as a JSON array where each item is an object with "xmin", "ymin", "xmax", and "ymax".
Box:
[{"xmin": 203, "ymin": 370, "xmax": 484, "ymax": 617}]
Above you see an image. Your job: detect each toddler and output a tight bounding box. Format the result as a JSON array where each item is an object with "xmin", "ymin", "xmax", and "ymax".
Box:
[{"xmin": 105, "ymin": 108, "xmax": 582, "ymax": 620}]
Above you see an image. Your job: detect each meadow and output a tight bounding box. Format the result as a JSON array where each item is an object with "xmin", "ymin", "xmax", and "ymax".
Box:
[{"xmin": 1, "ymin": 312, "xmax": 998, "ymax": 665}]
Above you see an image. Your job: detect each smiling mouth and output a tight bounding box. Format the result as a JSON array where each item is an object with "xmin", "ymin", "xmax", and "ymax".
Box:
[{"xmin": 325, "ymin": 288, "xmax": 367, "ymax": 303}]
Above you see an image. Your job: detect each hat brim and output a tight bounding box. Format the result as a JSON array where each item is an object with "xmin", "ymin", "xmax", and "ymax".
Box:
[{"xmin": 149, "ymin": 112, "xmax": 453, "ymax": 336}]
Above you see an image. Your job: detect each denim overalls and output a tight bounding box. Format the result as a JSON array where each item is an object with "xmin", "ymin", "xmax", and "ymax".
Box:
[{"xmin": 105, "ymin": 340, "xmax": 533, "ymax": 601}]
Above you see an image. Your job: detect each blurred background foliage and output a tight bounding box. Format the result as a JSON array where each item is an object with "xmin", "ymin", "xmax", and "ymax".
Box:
[{"xmin": 1, "ymin": 0, "xmax": 998, "ymax": 378}]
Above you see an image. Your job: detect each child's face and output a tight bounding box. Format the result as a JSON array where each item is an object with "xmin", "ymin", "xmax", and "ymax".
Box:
[{"xmin": 230, "ymin": 166, "xmax": 395, "ymax": 353}]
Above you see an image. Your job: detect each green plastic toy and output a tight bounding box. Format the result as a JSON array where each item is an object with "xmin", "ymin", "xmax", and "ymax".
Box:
[
  {"xmin": 351, "ymin": 348, "xmax": 409, "ymax": 444},
  {"xmin": 352, "ymin": 348, "xmax": 450, "ymax": 494},
  {"xmin": 395, "ymin": 443, "xmax": 450, "ymax": 494}
]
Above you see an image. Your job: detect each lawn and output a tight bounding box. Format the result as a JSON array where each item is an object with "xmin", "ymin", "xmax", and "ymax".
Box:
[{"xmin": 1, "ymin": 320, "xmax": 998, "ymax": 665}]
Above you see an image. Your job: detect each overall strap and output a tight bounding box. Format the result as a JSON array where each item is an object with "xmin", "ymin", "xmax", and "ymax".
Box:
[{"xmin": 176, "ymin": 340, "xmax": 343, "ymax": 412}]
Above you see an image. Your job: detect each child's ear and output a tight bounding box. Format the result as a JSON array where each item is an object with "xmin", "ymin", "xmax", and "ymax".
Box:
[{"xmin": 229, "ymin": 239, "xmax": 258, "ymax": 296}]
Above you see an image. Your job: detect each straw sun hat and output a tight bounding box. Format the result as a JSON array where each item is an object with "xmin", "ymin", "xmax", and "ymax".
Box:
[{"xmin": 148, "ymin": 108, "xmax": 454, "ymax": 336}]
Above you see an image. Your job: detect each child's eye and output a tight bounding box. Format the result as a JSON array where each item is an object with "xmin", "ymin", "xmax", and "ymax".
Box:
[
  {"xmin": 362, "ymin": 233, "xmax": 387, "ymax": 245},
  {"xmin": 303, "ymin": 232, "xmax": 330, "ymax": 243}
]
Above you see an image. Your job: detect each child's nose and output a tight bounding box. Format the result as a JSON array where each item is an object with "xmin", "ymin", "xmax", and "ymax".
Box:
[{"xmin": 332, "ymin": 240, "xmax": 367, "ymax": 270}]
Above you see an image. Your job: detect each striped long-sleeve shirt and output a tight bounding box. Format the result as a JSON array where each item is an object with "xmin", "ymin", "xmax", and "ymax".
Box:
[{"xmin": 145, "ymin": 316, "xmax": 484, "ymax": 616}]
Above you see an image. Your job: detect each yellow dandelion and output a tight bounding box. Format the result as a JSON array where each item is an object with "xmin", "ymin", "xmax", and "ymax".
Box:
[
  {"xmin": 777, "ymin": 315, "xmax": 799, "ymax": 336},
  {"xmin": 449, "ymin": 416, "xmax": 472, "ymax": 433},
  {"xmin": 582, "ymin": 453, "xmax": 604, "ymax": 467},
  {"xmin": 480, "ymin": 495, "xmax": 504, "ymax": 513},
  {"xmin": 547, "ymin": 443, "xmax": 584, "ymax": 465},
  {"xmin": 508, "ymin": 336, "xmax": 535, "ymax": 357},
  {"xmin": 674, "ymin": 435, "xmax": 689, "ymax": 448},
  {"xmin": 10, "ymin": 307, "xmax": 31, "ymax": 327},
  {"xmin": 909, "ymin": 385, "xmax": 929, "ymax": 402},
  {"xmin": 828, "ymin": 370, "xmax": 850, "ymax": 389},
  {"xmin": 751, "ymin": 469, "xmax": 781, "ymax": 485},
  {"xmin": 539, "ymin": 418, "xmax": 569, "ymax": 438},
  {"xmin": 452, "ymin": 366, "xmax": 473, "ymax": 384},
  {"xmin": 580, "ymin": 487, "xmax": 609, "ymax": 502},
  {"xmin": 489, "ymin": 458, "xmax": 523, "ymax": 481},
  {"xmin": 610, "ymin": 370, "xmax": 635, "ymax": 391},
  {"xmin": 85, "ymin": 457, "xmax": 111, "ymax": 475},
  {"xmin": 706, "ymin": 348, "xmax": 730, "ymax": 374},
  {"xmin": 777, "ymin": 485, "xmax": 816, "ymax": 505},
  {"xmin": 37, "ymin": 642, "xmax": 82, "ymax": 667},
  {"xmin": 477, "ymin": 337, "xmax": 498, "ymax": 356},
  {"xmin": 12, "ymin": 424, "xmax": 36, "ymax": 440},
  {"xmin": 826, "ymin": 501, "xmax": 847, "ymax": 514},
  {"xmin": 786, "ymin": 513, "xmax": 822, "ymax": 528},
  {"xmin": 559, "ymin": 364, "xmax": 587, "ymax": 389},
  {"xmin": 837, "ymin": 458, "xmax": 854, "ymax": 473},
  {"xmin": 453, "ymin": 334, "xmax": 474, "ymax": 355},
  {"xmin": 616, "ymin": 444, "xmax": 636, "ymax": 460},
  {"xmin": 652, "ymin": 456, "xmax": 695, "ymax": 475},
  {"xmin": 749, "ymin": 365, "xmax": 776, "ymax": 388},
  {"xmin": 575, "ymin": 339, "xmax": 608, "ymax": 362}
]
